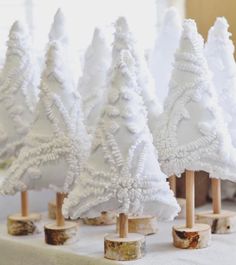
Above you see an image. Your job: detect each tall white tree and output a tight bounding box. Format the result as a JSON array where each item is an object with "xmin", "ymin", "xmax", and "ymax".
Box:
[
  {"xmin": 63, "ymin": 48, "xmax": 179, "ymax": 220},
  {"xmin": 149, "ymin": 7, "xmax": 182, "ymax": 104},
  {"xmin": 205, "ymin": 17, "xmax": 236, "ymax": 200},
  {"xmin": 155, "ymin": 19, "xmax": 236, "ymax": 181},
  {"xmin": 0, "ymin": 41, "xmax": 90, "ymax": 195},
  {"xmin": 78, "ymin": 28, "xmax": 111, "ymax": 135},
  {"xmin": 205, "ymin": 17, "xmax": 236, "ymax": 145},
  {"xmin": 112, "ymin": 17, "xmax": 162, "ymax": 133},
  {"xmin": 0, "ymin": 21, "xmax": 39, "ymax": 166}
]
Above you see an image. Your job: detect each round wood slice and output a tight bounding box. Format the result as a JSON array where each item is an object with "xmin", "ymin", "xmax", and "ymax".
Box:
[
  {"xmin": 116, "ymin": 215, "xmax": 157, "ymax": 235},
  {"xmin": 176, "ymin": 198, "xmax": 186, "ymax": 219},
  {"xmin": 7, "ymin": 213, "xmax": 41, "ymax": 236},
  {"xmin": 173, "ymin": 223, "xmax": 211, "ymax": 249},
  {"xmin": 44, "ymin": 221, "xmax": 78, "ymax": 245},
  {"xmin": 82, "ymin": 211, "xmax": 116, "ymax": 225},
  {"xmin": 196, "ymin": 210, "xmax": 236, "ymax": 234},
  {"xmin": 104, "ymin": 233, "xmax": 146, "ymax": 261},
  {"xmin": 48, "ymin": 201, "xmax": 56, "ymax": 219}
]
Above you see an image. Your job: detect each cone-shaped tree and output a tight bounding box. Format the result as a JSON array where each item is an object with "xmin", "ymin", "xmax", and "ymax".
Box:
[
  {"xmin": 155, "ymin": 19, "xmax": 236, "ymax": 181},
  {"xmin": 205, "ymin": 17, "xmax": 236, "ymax": 146},
  {"xmin": 63, "ymin": 49, "xmax": 180, "ymax": 220},
  {"xmin": 48, "ymin": 8, "xmax": 68, "ymax": 44},
  {"xmin": 149, "ymin": 7, "xmax": 182, "ymax": 104},
  {"xmin": 0, "ymin": 41, "xmax": 90, "ymax": 195},
  {"xmin": 0, "ymin": 21, "xmax": 39, "ymax": 166},
  {"xmin": 112, "ymin": 17, "xmax": 162, "ymax": 132},
  {"xmin": 78, "ymin": 28, "xmax": 111, "ymax": 135}
]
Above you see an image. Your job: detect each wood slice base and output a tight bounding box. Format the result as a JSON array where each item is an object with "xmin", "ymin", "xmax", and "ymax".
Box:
[
  {"xmin": 116, "ymin": 215, "xmax": 157, "ymax": 235},
  {"xmin": 176, "ymin": 198, "xmax": 186, "ymax": 219},
  {"xmin": 44, "ymin": 221, "xmax": 78, "ymax": 245},
  {"xmin": 104, "ymin": 233, "xmax": 146, "ymax": 261},
  {"xmin": 173, "ymin": 223, "xmax": 211, "ymax": 249},
  {"xmin": 196, "ymin": 210, "xmax": 236, "ymax": 234},
  {"xmin": 48, "ymin": 201, "xmax": 56, "ymax": 219},
  {"xmin": 82, "ymin": 211, "xmax": 116, "ymax": 225},
  {"xmin": 7, "ymin": 213, "xmax": 41, "ymax": 236}
]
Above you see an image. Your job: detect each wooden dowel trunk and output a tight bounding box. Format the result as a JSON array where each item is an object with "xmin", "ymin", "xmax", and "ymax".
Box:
[{"xmin": 21, "ymin": 191, "xmax": 29, "ymax": 217}]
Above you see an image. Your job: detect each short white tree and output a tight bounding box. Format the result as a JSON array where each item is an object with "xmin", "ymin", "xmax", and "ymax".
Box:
[
  {"xmin": 155, "ymin": 19, "xmax": 236, "ymax": 181},
  {"xmin": 0, "ymin": 21, "xmax": 39, "ymax": 166},
  {"xmin": 149, "ymin": 7, "xmax": 182, "ymax": 105},
  {"xmin": 63, "ymin": 49, "xmax": 180, "ymax": 220},
  {"xmin": 0, "ymin": 41, "xmax": 90, "ymax": 195},
  {"xmin": 78, "ymin": 28, "xmax": 111, "ymax": 135}
]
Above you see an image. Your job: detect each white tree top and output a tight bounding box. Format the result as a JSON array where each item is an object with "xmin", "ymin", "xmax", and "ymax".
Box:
[
  {"xmin": 78, "ymin": 27, "xmax": 111, "ymax": 135},
  {"xmin": 63, "ymin": 49, "xmax": 180, "ymax": 220},
  {"xmin": 0, "ymin": 21, "xmax": 39, "ymax": 166},
  {"xmin": 113, "ymin": 17, "xmax": 162, "ymax": 132},
  {"xmin": 48, "ymin": 8, "xmax": 68, "ymax": 44},
  {"xmin": 155, "ymin": 19, "xmax": 236, "ymax": 181},
  {"xmin": 0, "ymin": 41, "xmax": 90, "ymax": 195},
  {"xmin": 149, "ymin": 7, "xmax": 182, "ymax": 104},
  {"xmin": 205, "ymin": 17, "xmax": 236, "ymax": 146}
]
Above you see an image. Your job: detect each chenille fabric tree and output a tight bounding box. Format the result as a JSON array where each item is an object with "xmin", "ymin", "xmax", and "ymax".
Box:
[
  {"xmin": 1, "ymin": 41, "xmax": 90, "ymax": 244},
  {"xmin": 205, "ymin": 16, "xmax": 236, "ymax": 216},
  {"xmin": 63, "ymin": 49, "xmax": 179, "ymax": 260},
  {"xmin": 149, "ymin": 7, "xmax": 182, "ymax": 104},
  {"xmin": 155, "ymin": 19, "xmax": 236, "ymax": 248},
  {"xmin": 48, "ymin": 8, "xmax": 68, "ymax": 45},
  {"xmin": 112, "ymin": 17, "xmax": 162, "ymax": 132},
  {"xmin": 205, "ymin": 17, "xmax": 236, "ymax": 145},
  {"xmin": 0, "ymin": 21, "xmax": 39, "ymax": 167},
  {"xmin": 78, "ymin": 28, "xmax": 111, "ymax": 135}
]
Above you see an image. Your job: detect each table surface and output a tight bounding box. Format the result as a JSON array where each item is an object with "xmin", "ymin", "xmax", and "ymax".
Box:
[{"xmin": 0, "ymin": 201, "xmax": 236, "ymax": 265}]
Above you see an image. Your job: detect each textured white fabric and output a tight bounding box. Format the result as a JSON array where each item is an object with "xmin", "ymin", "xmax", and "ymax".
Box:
[
  {"xmin": 63, "ymin": 48, "xmax": 179, "ymax": 220},
  {"xmin": 0, "ymin": 202, "xmax": 236, "ymax": 265},
  {"xmin": 0, "ymin": 21, "xmax": 40, "ymax": 166},
  {"xmin": 149, "ymin": 7, "xmax": 182, "ymax": 105},
  {"xmin": 0, "ymin": 41, "xmax": 90, "ymax": 195},
  {"xmin": 78, "ymin": 27, "xmax": 111, "ymax": 136},
  {"xmin": 155, "ymin": 19, "xmax": 236, "ymax": 181}
]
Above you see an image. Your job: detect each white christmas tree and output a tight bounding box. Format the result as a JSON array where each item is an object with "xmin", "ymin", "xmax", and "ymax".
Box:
[
  {"xmin": 49, "ymin": 8, "xmax": 68, "ymax": 44},
  {"xmin": 63, "ymin": 48, "xmax": 179, "ymax": 221},
  {"xmin": 78, "ymin": 28, "xmax": 111, "ymax": 135},
  {"xmin": 205, "ymin": 17, "xmax": 236, "ymax": 145},
  {"xmin": 149, "ymin": 7, "xmax": 182, "ymax": 104},
  {"xmin": 155, "ymin": 19, "xmax": 236, "ymax": 181},
  {"xmin": 112, "ymin": 17, "xmax": 162, "ymax": 132},
  {"xmin": 205, "ymin": 17, "xmax": 236, "ymax": 201},
  {"xmin": 0, "ymin": 21, "xmax": 39, "ymax": 166},
  {"xmin": 0, "ymin": 40, "xmax": 90, "ymax": 195}
]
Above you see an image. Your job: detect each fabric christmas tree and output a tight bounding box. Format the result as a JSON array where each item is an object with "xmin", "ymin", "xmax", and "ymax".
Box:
[
  {"xmin": 0, "ymin": 40, "xmax": 90, "ymax": 195},
  {"xmin": 112, "ymin": 17, "xmax": 162, "ymax": 132},
  {"xmin": 49, "ymin": 8, "xmax": 68, "ymax": 44},
  {"xmin": 78, "ymin": 28, "xmax": 111, "ymax": 135},
  {"xmin": 149, "ymin": 7, "xmax": 182, "ymax": 105},
  {"xmin": 155, "ymin": 19, "xmax": 236, "ymax": 181},
  {"xmin": 205, "ymin": 17, "xmax": 236, "ymax": 145},
  {"xmin": 0, "ymin": 21, "xmax": 39, "ymax": 166},
  {"xmin": 63, "ymin": 48, "xmax": 179, "ymax": 220},
  {"xmin": 205, "ymin": 17, "xmax": 236, "ymax": 200}
]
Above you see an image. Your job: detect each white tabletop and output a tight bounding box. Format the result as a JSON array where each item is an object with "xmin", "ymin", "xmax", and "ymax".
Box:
[{"xmin": 0, "ymin": 201, "xmax": 236, "ymax": 265}]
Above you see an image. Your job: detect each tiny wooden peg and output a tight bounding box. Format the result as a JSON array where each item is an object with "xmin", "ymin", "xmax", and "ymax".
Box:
[
  {"xmin": 185, "ymin": 170, "xmax": 194, "ymax": 229},
  {"xmin": 119, "ymin": 213, "xmax": 128, "ymax": 238},
  {"xmin": 212, "ymin": 178, "xmax": 221, "ymax": 214},
  {"xmin": 56, "ymin": 192, "xmax": 65, "ymax": 227},
  {"xmin": 21, "ymin": 191, "xmax": 29, "ymax": 217},
  {"xmin": 169, "ymin": 175, "xmax": 176, "ymax": 195}
]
